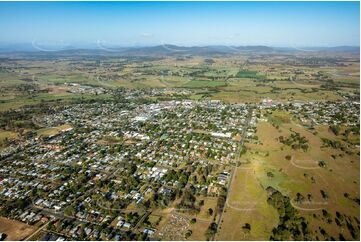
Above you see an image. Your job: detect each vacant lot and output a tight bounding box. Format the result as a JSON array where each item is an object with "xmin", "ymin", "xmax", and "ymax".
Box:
[
  {"xmin": 216, "ymin": 165, "xmax": 279, "ymax": 240},
  {"xmin": 0, "ymin": 217, "xmax": 36, "ymax": 241},
  {"xmin": 36, "ymin": 124, "xmax": 72, "ymax": 138}
]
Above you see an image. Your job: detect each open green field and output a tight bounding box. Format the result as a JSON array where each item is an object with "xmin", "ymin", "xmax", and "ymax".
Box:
[
  {"xmin": 0, "ymin": 130, "xmax": 18, "ymax": 141},
  {"xmin": 183, "ymin": 79, "xmax": 227, "ymax": 88},
  {"xmin": 0, "ymin": 51, "xmax": 359, "ymax": 110},
  {"xmin": 236, "ymin": 70, "xmax": 265, "ymax": 79},
  {"xmin": 216, "ymin": 166, "xmax": 279, "ymax": 240},
  {"xmin": 0, "ymin": 130, "xmax": 18, "ymax": 148},
  {"xmin": 0, "ymin": 92, "xmax": 113, "ymax": 112},
  {"xmin": 241, "ymin": 119, "xmax": 360, "ymax": 240}
]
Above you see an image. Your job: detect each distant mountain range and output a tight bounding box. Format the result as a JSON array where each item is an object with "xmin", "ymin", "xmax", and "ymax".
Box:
[{"xmin": 0, "ymin": 43, "xmax": 359, "ymax": 55}]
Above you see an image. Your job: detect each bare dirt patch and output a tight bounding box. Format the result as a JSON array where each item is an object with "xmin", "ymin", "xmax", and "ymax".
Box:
[
  {"xmin": 45, "ymin": 86, "xmax": 70, "ymax": 94},
  {"xmin": 0, "ymin": 217, "xmax": 36, "ymax": 241}
]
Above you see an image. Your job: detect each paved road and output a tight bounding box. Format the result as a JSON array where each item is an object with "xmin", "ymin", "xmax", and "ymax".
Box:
[{"xmin": 25, "ymin": 218, "xmax": 54, "ymax": 241}]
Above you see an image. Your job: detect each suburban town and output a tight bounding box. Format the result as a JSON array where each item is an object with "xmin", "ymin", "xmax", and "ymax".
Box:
[
  {"xmin": 0, "ymin": 1, "xmax": 360, "ymax": 241},
  {"xmin": 0, "ymin": 87, "xmax": 359, "ymax": 240}
]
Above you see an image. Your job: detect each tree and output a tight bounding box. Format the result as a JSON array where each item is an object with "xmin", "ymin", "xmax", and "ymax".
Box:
[
  {"xmin": 329, "ymin": 125, "xmax": 340, "ymax": 136},
  {"xmin": 64, "ymin": 205, "xmax": 75, "ymax": 216},
  {"xmin": 320, "ymin": 190, "xmax": 328, "ymax": 200},
  {"xmin": 339, "ymin": 233, "xmax": 346, "ymax": 240},
  {"xmin": 295, "ymin": 193, "xmax": 305, "ymax": 204},
  {"xmin": 318, "ymin": 160, "xmax": 326, "ymax": 168},
  {"xmin": 208, "ymin": 208, "xmax": 213, "ymax": 216},
  {"xmin": 242, "ymin": 223, "xmax": 251, "ymax": 233},
  {"xmin": 267, "ymin": 171, "xmax": 274, "ymax": 178},
  {"xmin": 205, "ymin": 222, "xmax": 217, "ymax": 240},
  {"xmin": 185, "ymin": 230, "xmax": 192, "ymax": 239}
]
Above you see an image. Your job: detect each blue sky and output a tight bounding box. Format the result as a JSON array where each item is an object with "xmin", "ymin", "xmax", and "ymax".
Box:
[{"xmin": 0, "ymin": 1, "xmax": 359, "ymax": 47}]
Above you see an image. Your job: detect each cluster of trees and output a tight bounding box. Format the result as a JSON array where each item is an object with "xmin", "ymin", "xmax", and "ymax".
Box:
[
  {"xmin": 205, "ymin": 222, "xmax": 218, "ymax": 240},
  {"xmin": 335, "ymin": 211, "xmax": 359, "ymax": 240},
  {"xmin": 266, "ymin": 186, "xmax": 312, "ymax": 240},
  {"xmin": 343, "ymin": 193, "xmax": 360, "ymax": 205},
  {"xmin": 321, "ymin": 138, "xmax": 343, "ymax": 150},
  {"xmin": 0, "ymin": 108, "xmax": 39, "ymax": 131},
  {"xmin": 279, "ymin": 132, "xmax": 309, "ymax": 152},
  {"xmin": 0, "ymin": 198, "xmax": 30, "ymax": 217},
  {"xmin": 149, "ymin": 190, "xmax": 176, "ymax": 209},
  {"xmin": 163, "ymin": 169, "xmax": 190, "ymax": 186},
  {"xmin": 216, "ymin": 187, "xmax": 227, "ymax": 215},
  {"xmin": 176, "ymin": 188, "xmax": 200, "ymax": 213},
  {"xmin": 345, "ymin": 124, "xmax": 360, "ymax": 136},
  {"xmin": 316, "ymin": 209, "xmax": 359, "ymax": 240}
]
